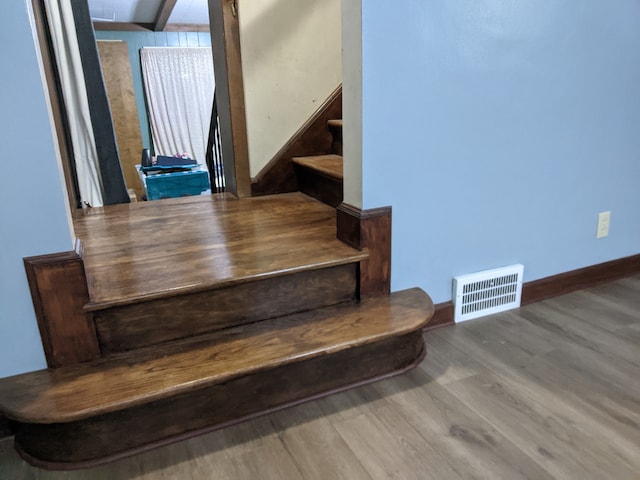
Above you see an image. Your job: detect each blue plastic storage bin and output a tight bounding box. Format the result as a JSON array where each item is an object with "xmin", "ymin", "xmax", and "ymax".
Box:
[{"xmin": 144, "ymin": 169, "xmax": 210, "ymax": 200}]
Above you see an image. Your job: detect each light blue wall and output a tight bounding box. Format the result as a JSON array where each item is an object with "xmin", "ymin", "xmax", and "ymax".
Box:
[
  {"xmin": 0, "ymin": 1, "xmax": 74, "ymax": 378},
  {"xmin": 361, "ymin": 1, "xmax": 640, "ymax": 302},
  {"xmin": 94, "ymin": 30, "xmax": 211, "ymax": 150}
]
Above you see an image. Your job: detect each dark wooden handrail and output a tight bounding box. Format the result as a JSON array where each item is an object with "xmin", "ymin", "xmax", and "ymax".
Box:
[{"xmin": 206, "ymin": 90, "xmax": 225, "ymax": 193}]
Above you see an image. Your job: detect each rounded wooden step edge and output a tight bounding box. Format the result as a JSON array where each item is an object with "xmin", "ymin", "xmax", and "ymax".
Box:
[{"xmin": 0, "ymin": 288, "xmax": 434, "ymax": 425}]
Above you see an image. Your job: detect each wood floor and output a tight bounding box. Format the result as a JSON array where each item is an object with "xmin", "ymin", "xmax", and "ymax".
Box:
[
  {"xmin": 73, "ymin": 192, "xmax": 365, "ymax": 308},
  {"xmin": 2, "ymin": 275, "xmax": 638, "ymax": 479}
]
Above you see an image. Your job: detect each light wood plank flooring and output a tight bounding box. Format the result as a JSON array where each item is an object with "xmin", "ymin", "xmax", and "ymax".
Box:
[{"xmin": 1, "ymin": 275, "xmax": 638, "ymax": 479}]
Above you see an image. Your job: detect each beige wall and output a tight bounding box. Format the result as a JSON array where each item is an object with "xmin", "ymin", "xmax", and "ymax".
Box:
[
  {"xmin": 240, "ymin": 0, "xmax": 342, "ymax": 178},
  {"xmin": 341, "ymin": 0, "xmax": 362, "ymax": 209}
]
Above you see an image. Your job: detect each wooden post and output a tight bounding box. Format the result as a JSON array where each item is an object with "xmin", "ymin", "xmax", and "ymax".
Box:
[
  {"xmin": 23, "ymin": 240, "xmax": 100, "ymax": 368},
  {"xmin": 208, "ymin": 0, "xmax": 252, "ymax": 197},
  {"xmin": 336, "ymin": 204, "xmax": 392, "ymax": 299}
]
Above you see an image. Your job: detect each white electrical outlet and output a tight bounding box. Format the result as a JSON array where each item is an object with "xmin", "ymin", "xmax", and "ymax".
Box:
[{"xmin": 597, "ymin": 211, "xmax": 611, "ymax": 239}]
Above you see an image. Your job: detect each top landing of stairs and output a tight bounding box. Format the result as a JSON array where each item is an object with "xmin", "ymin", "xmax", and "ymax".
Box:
[{"xmin": 74, "ymin": 192, "xmax": 366, "ymax": 309}]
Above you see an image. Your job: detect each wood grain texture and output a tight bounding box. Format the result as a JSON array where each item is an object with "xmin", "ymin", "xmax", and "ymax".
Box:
[
  {"xmin": 251, "ymin": 87, "xmax": 342, "ymax": 196},
  {"xmin": 0, "ymin": 288, "xmax": 432, "ymax": 424},
  {"xmin": 522, "ymin": 253, "xmax": 640, "ymax": 305},
  {"xmin": 97, "ymin": 40, "xmax": 145, "ymax": 200},
  {"xmin": 95, "ymin": 263, "xmax": 357, "ymax": 353},
  {"xmin": 12, "ymin": 331, "xmax": 424, "ymax": 467},
  {"xmin": 1, "ymin": 275, "xmax": 638, "ymax": 478},
  {"xmin": 209, "ymin": 0, "xmax": 251, "ymax": 196},
  {"xmin": 336, "ymin": 203, "xmax": 391, "ymax": 298},
  {"xmin": 73, "ymin": 192, "xmax": 366, "ymax": 309},
  {"xmin": 293, "ymin": 155, "xmax": 343, "ymax": 207},
  {"xmin": 22, "ymin": 241, "xmax": 100, "ymax": 368},
  {"xmin": 292, "ymin": 155, "xmax": 343, "ymax": 179}
]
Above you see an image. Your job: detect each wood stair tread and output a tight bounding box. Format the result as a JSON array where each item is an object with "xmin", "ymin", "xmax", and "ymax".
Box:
[
  {"xmin": 327, "ymin": 119, "xmax": 343, "ymax": 129},
  {"xmin": 292, "ymin": 154, "xmax": 343, "ymax": 180},
  {"xmin": 74, "ymin": 192, "xmax": 363, "ymax": 310},
  {"xmin": 0, "ymin": 288, "xmax": 433, "ymax": 424}
]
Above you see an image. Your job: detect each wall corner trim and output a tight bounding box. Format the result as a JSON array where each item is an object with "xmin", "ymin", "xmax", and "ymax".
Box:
[{"xmin": 336, "ymin": 203, "xmax": 391, "ymax": 298}]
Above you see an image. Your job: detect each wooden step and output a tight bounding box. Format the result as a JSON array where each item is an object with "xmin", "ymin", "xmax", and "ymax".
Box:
[
  {"xmin": 0, "ymin": 288, "xmax": 434, "ymax": 469},
  {"xmin": 292, "ymin": 154, "xmax": 343, "ymax": 207},
  {"xmin": 74, "ymin": 192, "xmax": 366, "ymax": 352},
  {"xmin": 327, "ymin": 118, "xmax": 343, "ymax": 155},
  {"xmin": 76, "ymin": 192, "xmax": 357, "ymax": 308}
]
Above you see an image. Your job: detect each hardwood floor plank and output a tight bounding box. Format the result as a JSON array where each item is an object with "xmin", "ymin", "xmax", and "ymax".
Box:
[
  {"xmin": 274, "ymin": 403, "xmax": 372, "ymax": 480},
  {"xmin": 75, "ymin": 193, "xmax": 365, "ymax": 307},
  {"xmin": 529, "ymin": 296, "xmax": 640, "ymax": 363},
  {"xmin": 520, "ymin": 302, "xmax": 640, "ymax": 373},
  {"xmin": 444, "ymin": 372, "xmax": 639, "ymax": 479},
  {"xmin": 222, "ymin": 443, "xmax": 304, "ymax": 480},
  {"xmin": 334, "ymin": 409, "xmax": 465, "ymax": 479},
  {"xmin": 371, "ymin": 367, "xmax": 556, "ymax": 480},
  {"xmin": 430, "ymin": 320, "xmax": 640, "ymax": 470}
]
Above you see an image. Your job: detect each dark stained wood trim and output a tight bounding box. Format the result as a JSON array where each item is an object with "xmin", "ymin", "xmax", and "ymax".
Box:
[
  {"xmin": 13, "ymin": 332, "xmax": 425, "ymax": 469},
  {"xmin": 294, "ymin": 163, "xmax": 343, "ymax": 207},
  {"xmin": 95, "ymin": 264, "xmax": 357, "ymax": 354},
  {"xmin": 93, "ymin": 22, "xmax": 209, "ymax": 32},
  {"xmin": 23, "ymin": 346, "xmax": 426, "ymax": 471},
  {"xmin": 153, "ymin": 0, "xmax": 178, "ymax": 31},
  {"xmin": 423, "ymin": 255, "xmax": 640, "ymax": 329},
  {"xmin": 92, "ymin": 22, "xmax": 154, "ymax": 31},
  {"xmin": 251, "ymin": 86, "xmax": 343, "ymax": 196},
  {"xmin": 32, "ymin": 0, "xmax": 82, "ymax": 210},
  {"xmin": 0, "ymin": 414, "xmax": 11, "ymax": 440},
  {"xmin": 23, "ymin": 240, "xmax": 100, "ymax": 368},
  {"xmin": 424, "ymin": 301, "xmax": 454, "ymax": 331},
  {"xmin": 521, "ymin": 254, "xmax": 640, "ymax": 305},
  {"xmin": 209, "ymin": 0, "xmax": 251, "ymax": 197},
  {"xmin": 337, "ymin": 203, "xmax": 391, "ymax": 298}
]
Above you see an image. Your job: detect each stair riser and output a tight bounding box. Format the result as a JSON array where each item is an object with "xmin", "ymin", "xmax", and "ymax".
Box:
[
  {"xmin": 328, "ymin": 121, "xmax": 343, "ymax": 155},
  {"xmin": 95, "ymin": 263, "xmax": 358, "ymax": 354},
  {"xmin": 12, "ymin": 331, "xmax": 425, "ymax": 468},
  {"xmin": 294, "ymin": 166, "xmax": 343, "ymax": 208}
]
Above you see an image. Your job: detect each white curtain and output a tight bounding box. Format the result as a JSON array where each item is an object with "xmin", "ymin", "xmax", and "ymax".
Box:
[
  {"xmin": 140, "ymin": 47, "xmax": 215, "ymax": 165},
  {"xmin": 44, "ymin": 0, "xmax": 103, "ymax": 207}
]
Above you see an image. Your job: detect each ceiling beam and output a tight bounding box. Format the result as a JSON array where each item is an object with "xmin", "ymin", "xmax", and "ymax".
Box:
[
  {"xmin": 153, "ymin": 0, "xmax": 178, "ymax": 31},
  {"xmin": 93, "ymin": 22, "xmax": 154, "ymax": 31}
]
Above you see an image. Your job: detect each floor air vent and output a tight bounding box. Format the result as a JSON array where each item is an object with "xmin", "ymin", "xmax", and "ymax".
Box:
[{"xmin": 453, "ymin": 264, "xmax": 524, "ymax": 322}]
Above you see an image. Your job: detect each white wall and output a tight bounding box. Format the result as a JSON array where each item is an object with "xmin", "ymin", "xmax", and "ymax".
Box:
[
  {"xmin": 240, "ymin": 0, "xmax": 342, "ymax": 178},
  {"xmin": 0, "ymin": 1, "xmax": 74, "ymax": 378}
]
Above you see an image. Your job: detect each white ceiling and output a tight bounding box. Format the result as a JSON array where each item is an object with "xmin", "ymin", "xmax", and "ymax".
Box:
[{"xmin": 88, "ymin": 0, "xmax": 210, "ymax": 25}]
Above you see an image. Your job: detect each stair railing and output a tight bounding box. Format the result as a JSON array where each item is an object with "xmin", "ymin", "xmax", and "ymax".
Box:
[{"xmin": 206, "ymin": 89, "xmax": 225, "ymax": 193}]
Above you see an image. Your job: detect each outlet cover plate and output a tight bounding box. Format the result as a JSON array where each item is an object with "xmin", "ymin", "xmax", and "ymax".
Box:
[{"xmin": 597, "ymin": 211, "xmax": 611, "ymax": 239}]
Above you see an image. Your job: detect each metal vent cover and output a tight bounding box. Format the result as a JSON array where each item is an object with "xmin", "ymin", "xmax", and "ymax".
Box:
[{"xmin": 453, "ymin": 264, "xmax": 524, "ymax": 322}]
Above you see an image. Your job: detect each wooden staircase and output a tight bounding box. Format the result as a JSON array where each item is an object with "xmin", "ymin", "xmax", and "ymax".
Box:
[
  {"xmin": 293, "ymin": 118, "xmax": 344, "ymax": 207},
  {"xmin": 0, "ymin": 192, "xmax": 433, "ymax": 469}
]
